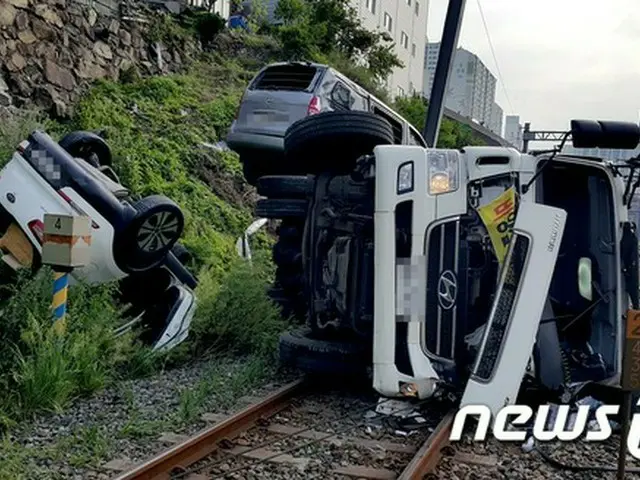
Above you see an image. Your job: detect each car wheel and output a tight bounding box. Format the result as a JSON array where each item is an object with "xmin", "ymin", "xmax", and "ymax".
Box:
[
  {"xmin": 58, "ymin": 131, "xmax": 113, "ymax": 167},
  {"xmin": 279, "ymin": 327, "xmax": 371, "ymax": 376},
  {"xmin": 117, "ymin": 195, "xmax": 185, "ymax": 272},
  {"xmin": 256, "ymin": 176, "xmax": 312, "ymax": 199},
  {"xmin": 284, "ymin": 111, "xmax": 394, "ymax": 175},
  {"xmin": 255, "ymin": 198, "xmax": 307, "ymax": 219}
]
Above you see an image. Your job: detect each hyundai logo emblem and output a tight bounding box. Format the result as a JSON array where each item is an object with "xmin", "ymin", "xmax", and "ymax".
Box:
[{"xmin": 437, "ymin": 270, "xmax": 457, "ymax": 310}]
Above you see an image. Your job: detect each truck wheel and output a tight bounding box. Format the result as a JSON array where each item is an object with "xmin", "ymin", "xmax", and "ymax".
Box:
[
  {"xmin": 256, "ymin": 176, "xmax": 312, "ymax": 199},
  {"xmin": 117, "ymin": 195, "xmax": 185, "ymax": 272},
  {"xmin": 279, "ymin": 328, "xmax": 370, "ymax": 375},
  {"xmin": 58, "ymin": 131, "xmax": 112, "ymax": 167},
  {"xmin": 284, "ymin": 111, "xmax": 394, "ymax": 174},
  {"xmin": 255, "ymin": 198, "xmax": 307, "ymax": 219},
  {"xmin": 269, "ymin": 219, "xmax": 307, "ymax": 320}
]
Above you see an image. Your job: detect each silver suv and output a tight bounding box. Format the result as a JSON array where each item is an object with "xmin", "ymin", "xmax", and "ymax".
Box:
[{"xmin": 226, "ymin": 61, "xmax": 427, "ymax": 184}]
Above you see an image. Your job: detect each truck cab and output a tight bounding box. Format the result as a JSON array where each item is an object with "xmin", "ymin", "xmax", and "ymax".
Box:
[{"xmin": 276, "ymin": 113, "xmax": 640, "ymax": 414}]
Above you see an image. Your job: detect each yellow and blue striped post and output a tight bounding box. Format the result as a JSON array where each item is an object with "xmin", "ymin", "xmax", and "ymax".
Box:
[{"xmin": 52, "ymin": 270, "xmax": 69, "ymax": 334}]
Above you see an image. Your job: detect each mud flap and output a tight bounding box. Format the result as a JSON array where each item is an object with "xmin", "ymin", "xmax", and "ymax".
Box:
[{"xmin": 460, "ymin": 203, "xmax": 567, "ymax": 417}]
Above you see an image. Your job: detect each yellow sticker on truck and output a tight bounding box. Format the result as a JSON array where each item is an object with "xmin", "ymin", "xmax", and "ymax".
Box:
[{"xmin": 476, "ymin": 186, "xmax": 517, "ymax": 265}]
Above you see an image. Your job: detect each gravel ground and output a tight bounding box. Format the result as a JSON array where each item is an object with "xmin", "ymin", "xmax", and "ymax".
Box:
[
  {"xmin": 187, "ymin": 383, "xmax": 451, "ymax": 479},
  {"xmin": 0, "ymin": 357, "xmax": 300, "ymax": 480},
  {"xmin": 433, "ymin": 432, "xmax": 640, "ymax": 479}
]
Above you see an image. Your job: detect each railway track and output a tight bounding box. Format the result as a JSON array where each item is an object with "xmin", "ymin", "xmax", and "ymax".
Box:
[{"xmin": 111, "ymin": 377, "xmax": 455, "ymax": 480}]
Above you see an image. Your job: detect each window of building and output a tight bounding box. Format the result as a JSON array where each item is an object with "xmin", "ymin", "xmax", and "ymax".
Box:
[
  {"xmin": 400, "ymin": 31, "xmax": 409, "ymax": 49},
  {"xmin": 407, "ymin": 0, "xmax": 411, "ymax": 5},
  {"xmin": 383, "ymin": 12, "xmax": 393, "ymax": 32},
  {"xmin": 397, "ymin": 86, "xmax": 405, "ymax": 97},
  {"xmin": 415, "ymin": 1, "xmax": 419, "ymax": 15},
  {"xmin": 409, "ymin": 82, "xmax": 414, "ymax": 94},
  {"xmin": 365, "ymin": 0, "xmax": 376, "ymax": 14},
  {"xmin": 411, "ymin": 43, "xmax": 416, "ymax": 57}
]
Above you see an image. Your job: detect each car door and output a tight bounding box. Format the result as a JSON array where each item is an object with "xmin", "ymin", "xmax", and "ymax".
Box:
[{"xmin": 460, "ymin": 202, "xmax": 567, "ymax": 418}]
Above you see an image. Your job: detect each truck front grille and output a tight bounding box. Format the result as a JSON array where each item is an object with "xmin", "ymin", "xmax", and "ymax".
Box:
[
  {"xmin": 424, "ymin": 218, "xmax": 461, "ymax": 360},
  {"xmin": 473, "ymin": 233, "xmax": 529, "ymax": 381}
]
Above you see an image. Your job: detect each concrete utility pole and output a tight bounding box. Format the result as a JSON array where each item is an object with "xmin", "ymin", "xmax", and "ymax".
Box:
[{"xmin": 422, "ymin": 0, "xmax": 467, "ymax": 148}]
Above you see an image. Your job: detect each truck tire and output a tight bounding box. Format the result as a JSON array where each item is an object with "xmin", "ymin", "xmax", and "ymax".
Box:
[
  {"xmin": 284, "ymin": 111, "xmax": 394, "ymax": 174},
  {"xmin": 255, "ymin": 198, "xmax": 307, "ymax": 219},
  {"xmin": 268, "ymin": 219, "xmax": 307, "ymax": 320},
  {"xmin": 256, "ymin": 175, "xmax": 312, "ymax": 199},
  {"xmin": 279, "ymin": 328, "xmax": 370, "ymax": 375}
]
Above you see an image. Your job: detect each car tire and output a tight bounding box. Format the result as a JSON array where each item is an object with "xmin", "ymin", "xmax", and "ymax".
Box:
[
  {"xmin": 279, "ymin": 327, "xmax": 371, "ymax": 376},
  {"xmin": 284, "ymin": 111, "xmax": 394, "ymax": 174},
  {"xmin": 255, "ymin": 198, "xmax": 307, "ymax": 219},
  {"xmin": 58, "ymin": 131, "xmax": 112, "ymax": 167},
  {"xmin": 171, "ymin": 243, "xmax": 192, "ymax": 265},
  {"xmin": 117, "ymin": 195, "xmax": 185, "ymax": 272},
  {"xmin": 256, "ymin": 176, "xmax": 312, "ymax": 199}
]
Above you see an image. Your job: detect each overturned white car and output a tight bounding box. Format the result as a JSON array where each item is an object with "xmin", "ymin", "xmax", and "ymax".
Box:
[{"xmin": 272, "ymin": 112, "xmax": 640, "ymax": 412}]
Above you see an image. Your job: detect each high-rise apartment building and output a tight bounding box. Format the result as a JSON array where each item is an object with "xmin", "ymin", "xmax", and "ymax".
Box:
[
  {"xmin": 504, "ymin": 115, "xmax": 523, "ymax": 150},
  {"xmin": 423, "ymin": 43, "xmax": 504, "ymax": 137},
  {"xmin": 264, "ymin": 0, "xmax": 428, "ymax": 98}
]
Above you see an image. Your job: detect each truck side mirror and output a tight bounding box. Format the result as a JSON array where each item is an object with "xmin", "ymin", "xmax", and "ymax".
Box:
[{"xmin": 578, "ymin": 257, "xmax": 593, "ymax": 301}]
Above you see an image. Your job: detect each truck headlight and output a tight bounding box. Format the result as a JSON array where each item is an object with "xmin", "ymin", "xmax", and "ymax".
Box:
[
  {"xmin": 427, "ymin": 150, "xmax": 459, "ymax": 195},
  {"xmin": 397, "ymin": 161, "xmax": 414, "ymax": 194}
]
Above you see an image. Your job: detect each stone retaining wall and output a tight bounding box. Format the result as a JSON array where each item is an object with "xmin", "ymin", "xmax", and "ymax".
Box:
[{"xmin": 0, "ymin": 0, "xmax": 199, "ymax": 117}]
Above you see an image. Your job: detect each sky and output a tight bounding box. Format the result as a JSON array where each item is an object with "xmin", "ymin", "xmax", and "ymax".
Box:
[{"xmin": 426, "ymin": 0, "xmax": 640, "ymax": 134}]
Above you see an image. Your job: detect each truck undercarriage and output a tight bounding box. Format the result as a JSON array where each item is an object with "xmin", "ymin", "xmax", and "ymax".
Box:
[{"xmin": 263, "ymin": 112, "xmax": 640, "ymax": 411}]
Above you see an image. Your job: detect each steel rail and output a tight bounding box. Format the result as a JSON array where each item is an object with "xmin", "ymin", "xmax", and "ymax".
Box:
[
  {"xmin": 397, "ymin": 410, "xmax": 455, "ymax": 480},
  {"xmin": 113, "ymin": 378, "xmax": 308, "ymax": 480}
]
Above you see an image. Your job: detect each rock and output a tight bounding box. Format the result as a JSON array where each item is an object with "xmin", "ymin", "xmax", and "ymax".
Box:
[
  {"xmin": 0, "ymin": 75, "xmax": 7, "ymax": 92},
  {"xmin": 0, "ymin": 92, "xmax": 11, "ymax": 107},
  {"xmin": 7, "ymin": 52, "xmax": 26, "ymax": 71},
  {"xmin": 17, "ymin": 29, "xmax": 36, "ymax": 44},
  {"xmin": 93, "ymin": 41, "xmax": 113, "ymax": 60},
  {"xmin": 7, "ymin": 0, "xmax": 29, "ymax": 8},
  {"xmin": 14, "ymin": 11, "xmax": 28, "ymax": 30},
  {"xmin": 34, "ymin": 4, "xmax": 63, "ymax": 27},
  {"xmin": 119, "ymin": 29, "xmax": 131, "ymax": 46},
  {"xmin": 53, "ymin": 99, "xmax": 67, "ymax": 118},
  {"xmin": 108, "ymin": 19, "xmax": 120, "ymax": 35},
  {"xmin": 0, "ymin": 4, "xmax": 17, "ymax": 26},
  {"xmin": 75, "ymin": 59, "xmax": 106, "ymax": 80},
  {"xmin": 45, "ymin": 60, "xmax": 75, "ymax": 91},
  {"xmin": 31, "ymin": 17, "xmax": 56, "ymax": 40},
  {"xmin": 87, "ymin": 8, "xmax": 97, "ymax": 27}
]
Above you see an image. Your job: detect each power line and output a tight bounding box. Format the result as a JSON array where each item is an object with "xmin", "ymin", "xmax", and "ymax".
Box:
[{"xmin": 475, "ymin": 0, "xmax": 515, "ymax": 113}]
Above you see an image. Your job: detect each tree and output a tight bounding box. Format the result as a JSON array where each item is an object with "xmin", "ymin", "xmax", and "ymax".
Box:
[
  {"xmin": 272, "ymin": 0, "xmax": 402, "ymax": 92},
  {"xmin": 393, "ymin": 95, "xmax": 486, "ymax": 148}
]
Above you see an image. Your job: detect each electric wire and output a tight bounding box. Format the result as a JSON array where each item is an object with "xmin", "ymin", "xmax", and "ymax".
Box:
[{"xmin": 475, "ymin": 0, "xmax": 515, "ymax": 114}]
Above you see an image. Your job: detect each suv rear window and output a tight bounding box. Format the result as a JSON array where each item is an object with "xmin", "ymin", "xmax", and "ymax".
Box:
[{"xmin": 251, "ymin": 65, "xmax": 318, "ymax": 91}]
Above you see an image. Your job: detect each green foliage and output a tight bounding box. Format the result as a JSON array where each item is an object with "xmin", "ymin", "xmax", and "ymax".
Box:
[
  {"xmin": 0, "ymin": 269, "xmax": 137, "ymax": 421},
  {"xmin": 0, "ymin": 109, "xmax": 50, "ymax": 168},
  {"xmin": 271, "ymin": 0, "xmax": 401, "ymax": 93},
  {"xmin": 189, "ymin": 253, "xmax": 287, "ymax": 359},
  {"xmin": 70, "ymin": 69, "xmax": 252, "ymax": 273},
  {"xmin": 393, "ymin": 95, "xmax": 487, "ymax": 148}
]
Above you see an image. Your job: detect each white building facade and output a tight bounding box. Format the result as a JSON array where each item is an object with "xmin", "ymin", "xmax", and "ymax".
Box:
[
  {"xmin": 354, "ymin": 0, "xmax": 428, "ymax": 99},
  {"xmin": 504, "ymin": 115, "xmax": 523, "ymax": 150},
  {"xmin": 264, "ymin": 0, "xmax": 428, "ymax": 99},
  {"xmin": 423, "ymin": 43, "xmax": 504, "ymax": 136}
]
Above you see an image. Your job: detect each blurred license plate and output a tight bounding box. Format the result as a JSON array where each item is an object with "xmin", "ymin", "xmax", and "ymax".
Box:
[{"xmin": 251, "ymin": 112, "xmax": 287, "ymax": 123}]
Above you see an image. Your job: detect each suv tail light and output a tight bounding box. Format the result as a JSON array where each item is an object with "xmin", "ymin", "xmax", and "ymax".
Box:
[
  {"xmin": 307, "ymin": 96, "xmax": 321, "ymax": 116},
  {"xmin": 28, "ymin": 220, "xmax": 44, "ymax": 244}
]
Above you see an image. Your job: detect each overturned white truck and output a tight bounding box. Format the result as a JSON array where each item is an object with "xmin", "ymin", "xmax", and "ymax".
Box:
[{"xmin": 269, "ymin": 112, "xmax": 640, "ymax": 413}]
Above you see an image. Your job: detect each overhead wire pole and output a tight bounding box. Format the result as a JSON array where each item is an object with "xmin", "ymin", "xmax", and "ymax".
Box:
[{"xmin": 422, "ymin": 0, "xmax": 467, "ymax": 147}]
